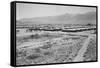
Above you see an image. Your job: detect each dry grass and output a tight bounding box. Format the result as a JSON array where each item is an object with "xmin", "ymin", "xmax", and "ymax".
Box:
[{"xmin": 16, "ymin": 33, "xmax": 89, "ymax": 65}]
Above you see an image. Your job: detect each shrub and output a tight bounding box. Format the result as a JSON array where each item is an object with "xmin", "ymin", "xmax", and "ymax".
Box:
[
  {"xmin": 26, "ymin": 54, "xmax": 41, "ymax": 60},
  {"xmin": 40, "ymin": 42, "xmax": 52, "ymax": 49},
  {"xmin": 34, "ymin": 48, "xmax": 41, "ymax": 53},
  {"xmin": 16, "ymin": 50, "xmax": 26, "ymax": 57},
  {"xmin": 30, "ymin": 34, "xmax": 40, "ymax": 39},
  {"xmin": 43, "ymin": 51, "xmax": 53, "ymax": 56}
]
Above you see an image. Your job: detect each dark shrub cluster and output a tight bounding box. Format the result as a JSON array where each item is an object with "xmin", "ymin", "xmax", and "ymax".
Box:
[{"xmin": 26, "ymin": 54, "xmax": 41, "ymax": 60}]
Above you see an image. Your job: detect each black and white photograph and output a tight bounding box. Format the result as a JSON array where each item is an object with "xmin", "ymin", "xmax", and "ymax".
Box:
[{"xmin": 15, "ymin": 2, "xmax": 97, "ymax": 66}]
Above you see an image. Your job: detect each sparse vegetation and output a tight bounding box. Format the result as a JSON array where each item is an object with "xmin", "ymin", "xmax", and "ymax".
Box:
[
  {"xmin": 26, "ymin": 54, "xmax": 41, "ymax": 60},
  {"xmin": 16, "ymin": 24, "xmax": 97, "ymax": 65}
]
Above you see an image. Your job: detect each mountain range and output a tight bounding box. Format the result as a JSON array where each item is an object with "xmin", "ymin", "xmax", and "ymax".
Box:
[{"xmin": 17, "ymin": 11, "xmax": 96, "ymax": 25}]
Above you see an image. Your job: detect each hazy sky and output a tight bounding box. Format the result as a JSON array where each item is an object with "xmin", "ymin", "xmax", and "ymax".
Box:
[{"xmin": 16, "ymin": 3, "xmax": 96, "ymax": 20}]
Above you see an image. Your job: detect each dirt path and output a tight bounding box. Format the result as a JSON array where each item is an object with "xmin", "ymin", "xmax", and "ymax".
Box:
[{"xmin": 73, "ymin": 35, "xmax": 94, "ymax": 62}]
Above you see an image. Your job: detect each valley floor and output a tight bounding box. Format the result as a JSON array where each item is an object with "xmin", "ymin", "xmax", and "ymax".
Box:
[{"xmin": 16, "ymin": 31, "xmax": 97, "ymax": 65}]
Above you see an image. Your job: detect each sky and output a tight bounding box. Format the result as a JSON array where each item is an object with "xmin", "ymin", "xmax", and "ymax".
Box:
[{"xmin": 16, "ymin": 3, "xmax": 96, "ymax": 20}]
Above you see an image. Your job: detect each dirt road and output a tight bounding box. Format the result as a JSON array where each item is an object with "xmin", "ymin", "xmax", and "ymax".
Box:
[{"xmin": 73, "ymin": 34, "xmax": 94, "ymax": 62}]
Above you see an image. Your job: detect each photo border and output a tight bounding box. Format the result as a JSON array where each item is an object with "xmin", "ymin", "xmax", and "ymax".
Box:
[{"xmin": 10, "ymin": 1, "xmax": 98, "ymax": 67}]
